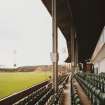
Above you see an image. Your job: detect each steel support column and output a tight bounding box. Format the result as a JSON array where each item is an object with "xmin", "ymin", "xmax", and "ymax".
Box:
[
  {"xmin": 76, "ymin": 38, "xmax": 78, "ymax": 67},
  {"xmin": 67, "ymin": 63, "xmax": 69, "ymax": 73},
  {"xmin": 69, "ymin": 63, "xmax": 71, "ymax": 72},
  {"xmin": 74, "ymin": 33, "xmax": 79, "ymax": 72},
  {"xmin": 52, "ymin": 0, "xmax": 58, "ymax": 93},
  {"xmin": 65, "ymin": 63, "xmax": 68, "ymax": 73},
  {"xmin": 71, "ymin": 27, "xmax": 75, "ymax": 72}
]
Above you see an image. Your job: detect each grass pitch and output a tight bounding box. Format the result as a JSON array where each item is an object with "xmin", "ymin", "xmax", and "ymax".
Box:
[{"xmin": 0, "ymin": 71, "xmax": 51, "ymax": 99}]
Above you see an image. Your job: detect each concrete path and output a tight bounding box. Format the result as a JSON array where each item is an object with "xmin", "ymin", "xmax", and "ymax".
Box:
[{"xmin": 63, "ymin": 73, "xmax": 71, "ymax": 105}]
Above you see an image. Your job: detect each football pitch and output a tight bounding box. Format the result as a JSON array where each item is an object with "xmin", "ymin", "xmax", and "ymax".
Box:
[{"xmin": 0, "ymin": 71, "xmax": 51, "ymax": 99}]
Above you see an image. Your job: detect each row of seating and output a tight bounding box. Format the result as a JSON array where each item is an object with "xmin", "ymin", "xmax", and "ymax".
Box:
[
  {"xmin": 35, "ymin": 88, "xmax": 54, "ymax": 105},
  {"xmin": 58, "ymin": 74, "xmax": 69, "ymax": 86},
  {"xmin": 14, "ymin": 83, "xmax": 52, "ymax": 105},
  {"xmin": 47, "ymin": 88, "xmax": 64, "ymax": 105},
  {"xmin": 14, "ymin": 74, "xmax": 69, "ymax": 105},
  {"xmin": 99, "ymin": 72, "xmax": 105, "ymax": 79},
  {"xmin": 71, "ymin": 79, "xmax": 81, "ymax": 105},
  {"xmin": 77, "ymin": 73, "xmax": 105, "ymax": 92},
  {"xmin": 75, "ymin": 73, "xmax": 105, "ymax": 105},
  {"xmin": 43, "ymin": 74, "xmax": 69, "ymax": 105},
  {"xmin": 60, "ymin": 75, "xmax": 69, "ymax": 88},
  {"xmin": 36, "ymin": 74, "xmax": 69, "ymax": 105},
  {"xmin": 34, "ymin": 74, "xmax": 69, "ymax": 105}
]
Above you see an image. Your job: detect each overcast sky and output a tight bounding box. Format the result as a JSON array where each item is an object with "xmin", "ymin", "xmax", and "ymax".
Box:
[{"xmin": 0, "ymin": 0, "xmax": 67, "ymax": 67}]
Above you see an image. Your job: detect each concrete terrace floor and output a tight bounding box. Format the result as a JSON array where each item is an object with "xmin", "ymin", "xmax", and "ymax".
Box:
[
  {"xmin": 63, "ymin": 73, "xmax": 92, "ymax": 105},
  {"xmin": 63, "ymin": 73, "xmax": 71, "ymax": 105}
]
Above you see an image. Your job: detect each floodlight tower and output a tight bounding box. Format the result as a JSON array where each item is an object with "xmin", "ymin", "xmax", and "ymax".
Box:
[{"xmin": 13, "ymin": 50, "xmax": 17, "ymax": 68}]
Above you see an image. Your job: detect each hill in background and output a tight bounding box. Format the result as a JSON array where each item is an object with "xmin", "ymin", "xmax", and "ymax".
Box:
[{"xmin": 0, "ymin": 65, "xmax": 66, "ymax": 72}]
